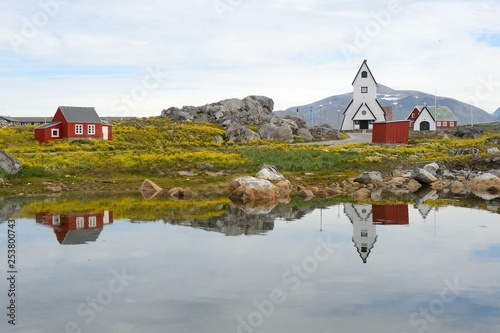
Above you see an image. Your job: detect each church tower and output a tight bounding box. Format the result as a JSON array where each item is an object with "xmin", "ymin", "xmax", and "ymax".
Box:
[
  {"xmin": 341, "ymin": 60, "xmax": 386, "ymax": 131},
  {"xmin": 344, "ymin": 204, "xmax": 378, "ymax": 263}
]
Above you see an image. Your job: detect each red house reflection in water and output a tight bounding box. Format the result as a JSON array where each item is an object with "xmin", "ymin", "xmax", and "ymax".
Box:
[
  {"xmin": 372, "ymin": 204, "xmax": 409, "ymax": 225},
  {"xmin": 36, "ymin": 211, "xmax": 113, "ymax": 245}
]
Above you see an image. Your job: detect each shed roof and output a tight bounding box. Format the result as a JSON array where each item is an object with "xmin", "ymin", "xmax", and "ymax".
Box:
[{"xmin": 59, "ymin": 106, "xmax": 102, "ymax": 123}]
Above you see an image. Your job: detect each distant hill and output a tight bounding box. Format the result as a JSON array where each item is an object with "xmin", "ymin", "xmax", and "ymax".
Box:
[
  {"xmin": 276, "ymin": 85, "xmax": 495, "ymax": 129},
  {"xmin": 494, "ymin": 107, "xmax": 500, "ymax": 120}
]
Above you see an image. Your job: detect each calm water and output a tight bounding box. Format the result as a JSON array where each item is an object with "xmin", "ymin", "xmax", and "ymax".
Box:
[{"xmin": 1, "ymin": 198, "xmax": 500, "ymax": 333}]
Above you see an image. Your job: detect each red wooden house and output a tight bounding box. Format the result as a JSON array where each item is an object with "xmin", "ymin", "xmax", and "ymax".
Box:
[
  {"xmin": 36, "ymin": 211, "xmax": 113, "ymax": 245},
  {"xmin": 407, "ymin": 105, "xmax": 458, "ymax": 131},
  {"xmin": 34, "ymin": 106, "xmax": 112, "ymax": 143}
]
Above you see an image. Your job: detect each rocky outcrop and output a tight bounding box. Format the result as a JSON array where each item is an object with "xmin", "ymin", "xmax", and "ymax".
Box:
[
  {"xmin": 0, "ymin": 151, "xmax": 22, "ymax": 176},
  {"xmin": 454, "ymin": 127, "xmax": 483, "ymax": 138},
  {"xmin": 161, "ymin": 95, "xmax": 274, "ymax": 127}
]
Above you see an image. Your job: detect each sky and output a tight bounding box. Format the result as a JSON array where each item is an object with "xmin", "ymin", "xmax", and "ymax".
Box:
[{"xmin": 1, "ymin": 0, "xmax": 500, "ymax": 118}]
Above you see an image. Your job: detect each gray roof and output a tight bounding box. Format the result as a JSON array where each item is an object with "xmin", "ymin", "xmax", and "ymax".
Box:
[
  {"xmin": 59, "ymin": 106, "xmax": 102, "ymax": 123},
  {"xmin": 36, "ymin": 121, "xmax": 61, "ymax": 129},
  {"xmin": 0, "ymin": 116, "xmax": 20, "ymax": 122},
  {"xmin": 60, "ymin": 228, "xmax": 103, "ymax": 245}
]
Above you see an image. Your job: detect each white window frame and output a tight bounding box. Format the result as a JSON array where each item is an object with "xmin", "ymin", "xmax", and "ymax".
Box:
[
  {"xmin": 88, "ymin": 125, "xmax": 96, "ymax": 135},
  {"xmin": 76, "ymin": 216, "xmax": 85, "ymax": 229},
  {"xmin": 436, "ymin": 121, "xmax": 441, "ymax": 127},
  {"xmin": 52, "ymin": 215, "xmax": 60, "ymax": 226},
  {"xmin": 442, "ymin": 121, "xmax": 447, "ymax": 127},
  {"xmin": 88, "ymin": 216, "xmax": 97, "ymax": 228},
  {"xmin": 75, "ymin": 124, "xmax": 83, "ymax": 135},
  {"xmin": 51, "ymin": 128, "xmax": 59, "ymax": 138}
]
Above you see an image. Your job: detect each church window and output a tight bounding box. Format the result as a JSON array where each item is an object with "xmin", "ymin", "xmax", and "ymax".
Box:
[
  {"xmin": 361, "ymin": 87, "xmax": 368, "ymax": 93},
  {"xmin": 361, "ymin": 230, "xmax": 368, "ymax": 237},
  {"xmin": 361, "ymin": 71, "xmax": 367, "ymax": 78}
]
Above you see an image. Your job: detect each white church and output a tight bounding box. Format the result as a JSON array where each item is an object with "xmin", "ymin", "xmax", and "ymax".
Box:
[{"xmin": 341, "ymin": 60, "xmax": 388, "ymax": 131}]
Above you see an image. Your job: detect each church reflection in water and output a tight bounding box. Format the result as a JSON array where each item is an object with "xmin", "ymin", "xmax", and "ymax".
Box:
[
  {"xmin": 344, "ymin": 204, "xmax": 410, "ymax": 263},
  {"xmin": 36, "ymin": 211, "xmax": 114, "ymax": 245}
]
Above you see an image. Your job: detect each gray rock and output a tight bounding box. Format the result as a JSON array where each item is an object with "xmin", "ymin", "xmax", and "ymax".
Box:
[
  {"xmin": 297, "ymin": 128, "xmax": 314, "ymax": 140},
  {"xmin": 355, "ymin": 171, "xmax": 383, "ymax": 186},
  {"xmin": 450, "ymin": 148, "xmax": 480, "ymax": 156},
  {"xmin": 258, "ymin": 123, "xmax": 293, "ymax": 143},
  {"xmin": 487, "ymin": 148, "xmax": 500, "ymax": 155},
  {"xmin": 225, "ymin": 123, "xmax": 260, "ymax": 143},
  {"xmin": 423, "ymin": 162, "xmax": 439, "ymax": 176},
  {"xmin": 454, "ymin": 127, "xmax": 483, "ymax": 138},
  {"xmin": 410, "ymin": 167, "xmax": 437, "ymax": 184},
  {"xmin": 488, "ymin": 169, "xmax": 500, "ymax": 177},
  {"xmin": 0, "ymin": 151, "xmax": 23, "ymax": 176},
  {"xmin": 255, "ymin": 164, "xmax": 285, "ymax": 181}
]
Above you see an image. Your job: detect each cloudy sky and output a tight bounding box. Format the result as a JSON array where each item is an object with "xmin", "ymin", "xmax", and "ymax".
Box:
[{"xmin": 2, "ymin": 0, "xmax": 500, "ymax": 117}]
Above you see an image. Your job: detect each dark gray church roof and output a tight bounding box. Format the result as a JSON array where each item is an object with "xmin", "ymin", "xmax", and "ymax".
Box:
[{"xmin": 59, "ymin": 106, "xmax": 102, "ymax": 123}]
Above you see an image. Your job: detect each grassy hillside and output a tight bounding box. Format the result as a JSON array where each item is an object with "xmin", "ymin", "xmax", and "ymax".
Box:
[{"xmin": 1, "ymin": 117, "xmax": 499, "ymax": 196}]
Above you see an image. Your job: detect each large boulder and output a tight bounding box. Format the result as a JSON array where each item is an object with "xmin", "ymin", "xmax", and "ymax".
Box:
[
  {"xmin": 257, "ymin": 123, "xmax": 293, "ymax": 143},
  {"xmin": 0, "ymin": 151, "xmax": 23, "ymax": 176},
  {"xmin": 410, "ymin": 167, "xmax": 437, "ymax": 184},
  {"xmin": 468, "ymin": 173, "xmax": 500, "ymax": 200},
  {"xmin": 229, "ymin": 176, "xmax": 281, "ymax": 204},
  {"xmin": 225, "ymin": 123, "xmax": 260, "ymax": 143},
  {"xmin": 355, "ymin": 171, "xmax": 383, "ymax": 186}
]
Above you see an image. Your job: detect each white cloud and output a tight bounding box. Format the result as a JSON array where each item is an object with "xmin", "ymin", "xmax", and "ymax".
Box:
[{"xmin": 1, "ymin": 0, "xmax": 500, "ymax": 117}]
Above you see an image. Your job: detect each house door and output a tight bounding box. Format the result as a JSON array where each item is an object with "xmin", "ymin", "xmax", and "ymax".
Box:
[
  {"xmin": 360, "ymin": 120, "xmax": 369, "ymax": 130},
  {"xmin": 420, "ymin": 121, "xmax": 430, "ymax": 131},
  {"xmin": 102, "ymin": 126, "xmax": 109, "ymax": 140}
]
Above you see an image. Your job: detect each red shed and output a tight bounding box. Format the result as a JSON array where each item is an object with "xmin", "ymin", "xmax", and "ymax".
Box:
[
  {"xmin": 372, "ymin": 204, "xmax": 409, "ymax": 225},
  {"xmin": 34, "ymin": 106, "xmax": 112, "ymax": 143},
  {"xmin": 372, "ymin": 120, "xmax": 410, "ymax": 144}
]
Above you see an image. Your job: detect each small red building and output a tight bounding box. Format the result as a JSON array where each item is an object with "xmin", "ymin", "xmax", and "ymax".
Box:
[
  {"xmin": 36, "ymin": 211, "xmax": 113, "ymax": 245},
  {"xmin": 34, "ymin": 106, "xmax": 112, "ymax": 143},
  {"xmin": 407, "ymin": 105, "xmax": 458, "ymax": 131},
  {"xmin": 372, "ymin": 120, "xmax": 410, "ymax": 144}
]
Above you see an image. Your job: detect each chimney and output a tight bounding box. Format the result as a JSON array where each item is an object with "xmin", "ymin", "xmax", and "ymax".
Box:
[{"xmin": 382, "ymin": 106, "xmax": 393, "ymax": 121}]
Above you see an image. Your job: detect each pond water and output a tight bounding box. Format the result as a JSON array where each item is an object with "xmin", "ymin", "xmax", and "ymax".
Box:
[{"xmin": 1, "ymin": 196, "xmax": 499, "ymax": 333}]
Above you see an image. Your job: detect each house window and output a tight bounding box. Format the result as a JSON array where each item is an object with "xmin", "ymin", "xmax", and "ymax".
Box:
[
  {"xmin": 354, "ymin": 120, "xmax": 360, "ymax": 125},
  {"xmin": 88, "ymin": 125, "xmax": 96, "ymax": 135},
  {"xmin": 450, "ymin": 121, "xmax": 455, "ymax": 127},
  {"xmin": 51, "ymin": 129, "xmax": 59, "ymax": 138},
  {"xmin": 361, "ymin": 87, "xmax": 368, "ymax": 93},
  {"xmin": 52, "ymin": 215, "xmax": 60, "ymax": 226},
  {"xmin": 361, "ymin": 230, "xmax": 368, "ymax": 237},
  {"xmin": 442, "ymin": 121, "xmax": 447, "ymax": 127},
  {"xmin": 76, "ymin": 217, "xmax": 84, "ymax": 229},
  {"xmin": 89, "ymin": 216, "xmax": 97, "ymax": 228},
  {"xmin": 75, "ymin": 124, "xmax": 83, "ymax": 135},
  {"xmin": 361, "ymin": 71, "xmax": 368, "ymax": 78},
  {"xmin": 436, "ymin": 121, "xmax": 441, "ymax": 127},
  {"xmin": 410, "ymin": 121, "xmax": 414, "ymax": 127}
]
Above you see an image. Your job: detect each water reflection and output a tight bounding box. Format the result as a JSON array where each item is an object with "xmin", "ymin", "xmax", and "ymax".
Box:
[
  {"xmin": 1, "ymin": 196, "xmax": 500, "ymax": 333},
  {"xmin": 35, "ymin": 211, "xmax": 114, "ymax": 245}
]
